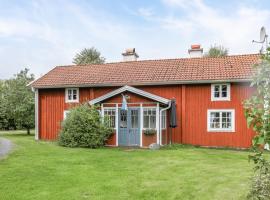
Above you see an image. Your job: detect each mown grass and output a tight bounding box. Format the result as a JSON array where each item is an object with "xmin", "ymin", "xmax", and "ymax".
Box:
[{"xmin": 0, "ymin": 131, "xmax": 253, "ymax": 200}]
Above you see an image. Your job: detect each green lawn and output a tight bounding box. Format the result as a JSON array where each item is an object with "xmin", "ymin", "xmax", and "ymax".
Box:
[{"xmin": 0, "ymin": 131, "xmax": 253, "ymax": 200}]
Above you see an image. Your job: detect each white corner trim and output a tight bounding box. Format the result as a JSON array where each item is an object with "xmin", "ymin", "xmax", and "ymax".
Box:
[
  {"xmin": 156, "ymin": 103, "xmax": 160, "ymax": 145},
  {"xmin": 211, "ymin": 83, "xmax": 231, "ymax": 101},
  {"xmin": 207, "ymin": 109, "xmax": 235, "ymax": 132},
  {"xmin": 35, "ymin": 89, "xmax": 39, "ymax": 140},
  {"xmin": 65, "ymin": 88, "xmax": 79, "ymax": 103},
  {"xmin": 115, "ymin": 104, "xmax": 119, "ymax": 146},
  {"xmin": 140, "ymin": 103, "xmax": 143, "ymax": 147},
  {"xmin": 88, "ymin": 85, "xmax": 170, "ymax": 105}
]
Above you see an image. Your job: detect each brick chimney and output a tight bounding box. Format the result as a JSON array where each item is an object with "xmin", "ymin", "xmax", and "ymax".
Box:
[
  {"xmin": 188, "ymin": 44, "xmax": 203, "ymax": 58},
  {"xmin": 122, "ymin": 48, "xmax": 139, "ymax": 61}
]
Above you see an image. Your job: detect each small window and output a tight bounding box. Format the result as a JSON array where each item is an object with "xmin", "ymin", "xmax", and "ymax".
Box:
[
  {"xmin": 65, "ymin": 88, "xmax": 79, "ymax": 103},
  {"xmin": 211, "ymin": 83, "xmax": 230, "ymax": 101},
  {"xmin": 161, "ymin": 110, "xmax": 166, "ymax": 129},
  {"xmin": 63, "ymin": 110, "xmax": 70, "ymax": 120},
  {"xmin": 104, "ymin": 108, "xmax": 116, "ymax": 128},
  {"xmin": 143, "ymin": 108, "xmax": 156, "ymax": 129},
  {"xmin": 207, "ymin": 109, "xmax": 235, "ymax": 132}
]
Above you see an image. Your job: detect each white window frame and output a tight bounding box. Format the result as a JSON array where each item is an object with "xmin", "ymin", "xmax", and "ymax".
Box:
[
  {"xmin": 211, "ymin": 83, "xmax": 231, "ymax": 101},
  {"xmin": 63, "ymin": 110, "xmax": 70, "ymax": 120},
  {"xmin": 65, "ymin": 88, "xmax": 79, "ymax": 103},
  {"xmin": 143, "ymin": 107, "xmax": 157, "ymax": 130},
  {"xmin": 103, "ymin": 107, "xmax": 116, "ymax": 129},
  {"xmin": 207, "ymin": 109, "xmax": 235, "ymax": 132}
]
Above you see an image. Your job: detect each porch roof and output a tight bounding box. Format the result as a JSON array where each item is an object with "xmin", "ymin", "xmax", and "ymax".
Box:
[{"xmin": 88, "ymin": 85, "xmax": 171, "ymax": 105}]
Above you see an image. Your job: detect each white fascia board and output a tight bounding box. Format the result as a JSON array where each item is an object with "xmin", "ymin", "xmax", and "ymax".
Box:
[
  {"xmin": 89, "ymin": 85, "xmax": 170, "ymax": 105},
  {"xmin": 31, "ymin": 79, "xmax": 252, "ymax": 89}
]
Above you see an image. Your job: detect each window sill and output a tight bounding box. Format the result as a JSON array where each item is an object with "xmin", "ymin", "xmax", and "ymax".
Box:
[
  {"xmin": 65, "ymin": 100, "xmax": 79, "ymax": 103},
  {"xmin": 207, "ymin": 129, "xmax": 235, "ymax": 133},
  {"xmin": 211, "ymin": 98, "xmax": 230, "ymax": 102}
]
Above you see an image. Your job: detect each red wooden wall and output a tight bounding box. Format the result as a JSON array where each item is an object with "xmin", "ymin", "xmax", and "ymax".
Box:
[
  {"xmin": 38, "ymin": 83, "xmax": 255, "ymax": 148},
  {"xmin": 182, "ymin": 83, "xmax": 255, "ymax": 148}
]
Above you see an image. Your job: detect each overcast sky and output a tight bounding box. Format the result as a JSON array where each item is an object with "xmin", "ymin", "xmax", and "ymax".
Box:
[{"xmin": 0, "ymin": 0, "xmax": 270, "ymax": 79}]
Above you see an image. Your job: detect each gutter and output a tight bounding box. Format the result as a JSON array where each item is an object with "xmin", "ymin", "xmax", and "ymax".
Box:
[
  {"xmin": 31, "ymin": 79, "xmax": 253, "ymax": 89},
  {"xmin": 159, "ymin": 101, "xmax": 172, "ymax": 146}
]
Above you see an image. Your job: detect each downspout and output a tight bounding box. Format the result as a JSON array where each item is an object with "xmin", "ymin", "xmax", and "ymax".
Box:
[{"xmin": 159, "ymin": 101, "xmax": 171, "ymax": 146}]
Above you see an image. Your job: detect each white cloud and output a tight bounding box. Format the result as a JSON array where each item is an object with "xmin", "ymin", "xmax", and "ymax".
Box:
[
  {"xmin": 137, "ymin": 7, "xmax": 154, "ymax": 18},
  {"xmin": 0, "ymin": 0, "xmax": 269, "ymax": 79},
  {"xmin": 159, "ymin": 0, "xmax": 270, "ymax": 54}
]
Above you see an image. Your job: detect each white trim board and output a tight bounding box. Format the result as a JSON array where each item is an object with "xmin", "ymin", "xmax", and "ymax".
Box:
[
  {"xmin": 211, "ymin": 83, "xmax": 231, "ymax": 101},
  {"xmin": 35, "ymin": 89, "xmax": 39, "ymax": 140},
  {"xmin": 65, "ymin": 88, "xmax": 79, "ymax": 103},
  {"xmin": 207, "ymin": 109, "xmax": 235, "ymax": 132},
  {"xmin": 89, "ymin": 85, "xmax": 171, "ymax": 105}
]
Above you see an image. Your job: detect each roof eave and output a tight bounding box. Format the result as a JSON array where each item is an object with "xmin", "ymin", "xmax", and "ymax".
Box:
[{"xmin": 31, "ymin": 78, "xmax": 252, "ymax": 89}]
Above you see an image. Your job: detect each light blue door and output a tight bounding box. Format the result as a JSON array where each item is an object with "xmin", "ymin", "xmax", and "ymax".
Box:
[{"xmin": 118, "ymin": 108, "xmax": 140, "ymax": 146}]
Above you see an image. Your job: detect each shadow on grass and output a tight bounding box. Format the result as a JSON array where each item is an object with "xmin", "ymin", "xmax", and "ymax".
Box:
[
  {"xmin": 0, "ymin": 130, "xmax": 34, "ymax": 138},
  {"xmin": 161, "ymin": 143, "xmax": 253, "ymax": 152}
]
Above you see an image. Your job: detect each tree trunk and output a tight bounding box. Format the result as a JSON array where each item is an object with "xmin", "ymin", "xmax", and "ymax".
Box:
[{"xmin": 27, "ymin": 128, "xmax": 30, "ymax": 135}]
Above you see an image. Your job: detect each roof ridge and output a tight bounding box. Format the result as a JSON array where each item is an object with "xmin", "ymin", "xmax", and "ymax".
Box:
[{"xmin": 55, "ymin": 53, "xmax": 261, "ymax": 68}]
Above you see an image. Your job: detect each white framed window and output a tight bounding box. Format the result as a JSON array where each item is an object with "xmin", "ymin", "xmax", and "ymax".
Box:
[
  {"xmin": 104, "ymin": 108, "xmax": 116, "ymax": 128},
  {"xmin": 63, "ymin": 110, "xmax": 70, "ymax": 120},
  {"xmin": 211, "ymin": 83, "xmax": 230, "ymax": 101},
  {"xmin": 207, "ymin": 109, "xmax": 235, "ymax": 132},
  {"xmin": 65, "ymin": 88, "xmax": 79, "ymax": 103},
  {"xmin": 143, "ymin": 108, "xmax": 156, "ymax": 129},
  {"xmin": 161, "ymin": 110, "xmax": 166, "ymax": 129}
]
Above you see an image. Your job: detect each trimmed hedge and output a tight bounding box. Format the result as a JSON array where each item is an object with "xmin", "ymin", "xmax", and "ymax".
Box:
[{"xmin": 58, "ymin": 104, "xmax": 113, "ymax": 148}]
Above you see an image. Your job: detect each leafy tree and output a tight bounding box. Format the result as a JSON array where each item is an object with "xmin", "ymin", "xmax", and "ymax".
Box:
[
  {"xmin": 59, "ymin": 104, "xmax": 113, "ymax": 148},
  {"xmin": 73, "ymin": 47, "xmax": 105, "ymax": 65},
  {"xmin": 0, "ymin": 68, "xmax": 35, "ymax": 134},
  {"xmin": 0, "ymin": 81, "xmax": 9, "ymax": 129},
  {"xmin": 244, "ymin": 48, "xmax": 270, "ymax": 199},
  {"xmin": 204, "ymin": 45, "xmax": 228, "ymax": 57}
]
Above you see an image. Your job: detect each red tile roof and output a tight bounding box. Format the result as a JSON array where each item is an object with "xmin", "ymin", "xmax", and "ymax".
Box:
[{"xmin": 31, "ymin": 54, "xmax": 260, "ymax": 88}]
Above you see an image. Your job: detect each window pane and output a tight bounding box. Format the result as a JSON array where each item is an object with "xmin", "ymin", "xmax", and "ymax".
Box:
[
  {"xmin": 143, "ymin": 116, "xmax": 149, "ymax": 128},
  {"xmin": 222, "ymin": 85, "xmax": 227, "ymax": 92},
  {"xmin": 149, "ymin": 116, "xmax": 156, "ymax": 129},
  {"xmin": 131, "ymin": 110, "xmax": 139, "ymax": 128},
  {"xmin": 161, "ymin": 111, "xmax": 166, "ymax": 129},
  {"xmin": 120, "ymin": 110, "xmax": 127, "ymax": 128},
  {"xmin": 221, "ymin": 85, "xmax": 227, "ymax": 97},
  {"xmin": 143, "ymin": 108, "xmax": 156, "ymax": 129},
  {"xmin": 73, "ymin": 90, "xmax": 77, "ymax": 100},
  {"xmin": 210, "ymin": 112, "xmax": 220, "ymax": 129},
  {"xmin": 68, "ymin": 90, "xmax": 72, "ymax": 100},
  {"xmin": 104, "ymin": 108, "xmax": 116, "ymax": 128},
  {"xmin": 214, "ymin": 85, "xmax": 220, "ymax": 97}
]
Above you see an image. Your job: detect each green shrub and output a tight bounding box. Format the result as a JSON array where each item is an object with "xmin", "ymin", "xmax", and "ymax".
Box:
[
  {"xmin": 247, "ymin": 157, "xmax": 270, "ymax": 200},
  {"xmin": 58, "ymin": 104, "xmax": 113, "ymax": 148}
]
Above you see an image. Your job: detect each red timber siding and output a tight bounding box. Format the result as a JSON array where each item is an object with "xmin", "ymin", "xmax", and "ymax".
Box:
[
  {"xmin": 38, "ymin": 83, "xmax": 255, "ymax": 148},
  {"xmin": 38, "ymin": 85, "xmax": 182, "ymax": 143},
  {"xmin": 182, "ymin": 83, "xmax": 255, "ymax": 148}
]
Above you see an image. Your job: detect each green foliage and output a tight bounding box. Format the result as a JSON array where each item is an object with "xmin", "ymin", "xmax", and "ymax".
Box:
[
  {"xmin": 143, "ymin": 129, "xmax": 156, "ymax": 136},
  {"xmin": 0, "ymin": 68, "xmax": 34, "ymax": 133},
  {"xmin": 204, "ymin": 45, "xmax": 228, "ymax": 57},
  {"xmin": 58, "ymin": 104, "xmax": 113, "ymax": 148},
  {"xmin": 73, "ymin": 47, "xmax": 105, "ymax": 65},
  {"xmin": 244, "ymin": 47, "xmax": 270, "ymax": 199},
  {"xmin": 247, "ymin": 156, "xmax": 270, "ymax": 200}
]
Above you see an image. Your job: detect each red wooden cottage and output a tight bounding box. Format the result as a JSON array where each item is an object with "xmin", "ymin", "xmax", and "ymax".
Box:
[{"xmin": 30, "ymin": 46, "xmax": 260, "ymax": 148}]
